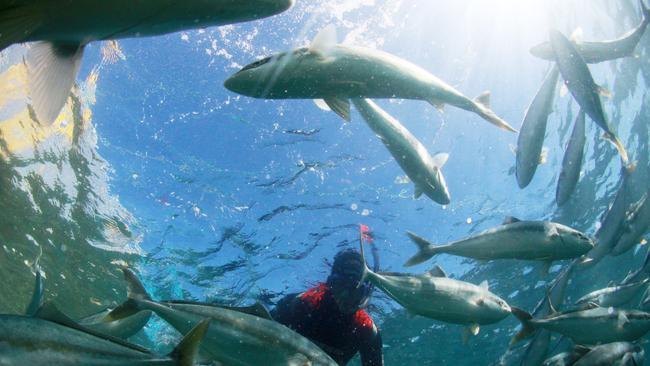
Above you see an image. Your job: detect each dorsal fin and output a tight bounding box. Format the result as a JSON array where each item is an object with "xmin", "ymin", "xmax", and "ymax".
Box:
[
  {"xmin": 479, "ymin": 280, "xmax": 489, "ymax": 290},
  {"xmin": 431, "ymin": 153, "xmax": 449, "ymax": 169},
  {"xmin": 503, "ymin": 216, "xmax": 521, "ymax": 225},
  {"xmin": 310, "ymin": 25, "xmax": 337, "ymax": 55},
  {"xmin": 473, "ymin": 91, "xmax": 491, "ymax": 108},
  {"xmin": 428, "ymin": 265, "xmax": 447, "ymax": 278}
]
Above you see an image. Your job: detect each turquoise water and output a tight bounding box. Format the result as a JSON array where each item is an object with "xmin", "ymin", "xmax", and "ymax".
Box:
[{"xmin": 0, "ymin": 0, "xmax": 648, "ymax": 364}]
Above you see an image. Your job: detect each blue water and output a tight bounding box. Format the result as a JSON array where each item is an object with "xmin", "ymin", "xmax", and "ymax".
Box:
[{"xmin": 0, "ymin": 0, "xmax": 649, "ymax": 364}]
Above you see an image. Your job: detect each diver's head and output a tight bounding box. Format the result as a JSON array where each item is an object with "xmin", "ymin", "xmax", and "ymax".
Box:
[{"xmin": 327, "ymin": 249, "xmax": 372, "ymax": 314}]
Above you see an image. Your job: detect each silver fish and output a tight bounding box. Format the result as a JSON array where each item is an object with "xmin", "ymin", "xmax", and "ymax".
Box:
[
  {"xmin": 575, "ymin": 278, "xmax": 650, "ymax": 308},
  {"xmin": 0, "ymin": 302, "xmax": 208, "ymax": 366},
  {"xmin": 512, "ymin": 306, "xmax": 650, "ymax": 346},
  {"xmin": 541, "ymin": 351, "xmax": 584, "ymax": 366},
  {"xmin": 531, "ymin": 0, "xmax": 650, "ymax": 63},
  {"xmin": 106, "ymin": 269, "xmax": 338, "ymax": 366},
  {"xmin": 549, "ymin": 29, "xmax": 630, "ymax": 168},
  {"xmin": 405, "ymin": 217, "xmax": 593, "ymax": 267},
  {"xmin": 581, "ymin": 169, "xmax": 634, "ymax": 267},
  {"xmin": 359, "ymin": 237, "xmax": 511, "ymax": 341},
  {"xmin": 224, "ymin": 25, "xmax": 516, "ymax": 132},
  {"xmin": 573, "ymin": 342, "xmax": 645, "ymax": 366},
  {"xmin": 611, "ymin": 189, "xmax": 650, "ymax": 256},
  {"xmin": 352, "ymin": 98, "xmax": 450, "ymax": 204},
  {"xmin": 516, "ymin": 66, "xmax": 559, "ymax": 188},
  {"xmin": 556, "ymin": 110, "xmax": 586, "ymax": 206},
  {"xmin": 0, "ymin": 0, "xmax": 294, "ymax": 125}
]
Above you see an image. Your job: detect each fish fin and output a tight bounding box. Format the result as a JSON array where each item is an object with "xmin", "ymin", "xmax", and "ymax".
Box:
[
  {"xmin": 600, "ymin": 132, "xmax": 630, "ymax": 168},
  {"xmin": 26, "ymin": 41, "xmax": 85, "ymax": 125},
  {"xmin": 103, "ymin": 267, "xmax": 152, "ymax": 321},
  {"xmin": 237, "ymin": 302, "xmax": 273, "ymax": 320},
  {"xmin": 503, "ymin": 216, "xmax": 522, "ymax": 225},
  {"xmin": 428, "ymin": 98, "xmax": 445, "ymax": 112},
  {"xmin": 169, "ymin": 318, "xmax": 210, "ymax": 366},
  {"xmin": 474, "ymin": 91, "xmax": 491, "ymax": 109},
  {"xmin": 608, "ymin": 280, "xmax": 615, "ymax": 287},
  {"xmin": 573, "ymin": 344, "xmax": 591, "ymax": 355},
  {"xmin": 597, "ymin": 85, "xmax": 612, "ymax": 98},
  {"xmin": 314, "ymin": 98, "xmax": 331, "ymax": 111},
  {"xmin": 404, "ymin": 231, "xmax": 436, "ymax": 267},
  {"xmin": 26, "ymin": 250, "xmax": 44, "ymax": 316},
  {"xmin": 618, "ymin": 311, "xmax": 629, "ymax": 330},
  {"xmin": 642, "ymin": 0, "xmax": 650, "ymax": 20},
  {"xmin": 414, "ymin": 185, "xmax": 423, "ymax": 199},
  {"xmin": 431, "ymin": 152, "xmax": 449, "ymax": 168},
  {"xmin": 310, "ymin": 24, "xmax": 337, "ymax": 56},
  {"xmin": 548, "ymin": 225, "xmax": 559, "ymax": 238},
  {"xmin": 569, "ymin": 27, "xmax": 584, "ymax": 42},
  {"xmin": 510, "ymin": 307, "xmax": 536, "ymax": 345},
  {"xmin": 324, "ymin": 97, "xmax": 350, "ymax": 122},
  {"xmin": 0, "ymin": 4, "xmax": 42, "ymax": 51},
  {"xmin": 287, "ymin": 354, "xmax": 311, "ymax": 366},
  {"xmin": 122, "ymin": 267, "xmax": 152, "ymax": 301},
  {"xmin": 479, "ymin": 280, "xmax": 489, "ymax": 290},
  {"xmin": 559, "ymin": 83, "xmax": 569, "ymax": 97},
  {"xmin": 462, "ymin": 323, "xmax": 480, "ymax": 344},
  {"xmin": 35, "ymin": 301, "xmax": 152, "ymax": 353},
  {"xmin": 428, "ymin": 265, "xmax": 447, "ymax": 278},
  {"xmin": 546, "ymin": 294, "xmax": 558, "ymax": 315}
]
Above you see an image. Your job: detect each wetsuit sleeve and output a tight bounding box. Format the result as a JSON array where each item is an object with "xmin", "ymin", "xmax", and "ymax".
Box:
[
  {"xmin": 270, "ymin": 293, "xmax": 309, "ymax": 332},
  {"xmin": 359, "ymin": 326, "xmax": 383, "ymax": 366}
]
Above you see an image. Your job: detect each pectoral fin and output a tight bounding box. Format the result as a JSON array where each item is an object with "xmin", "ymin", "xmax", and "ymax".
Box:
[
  {"xmin": 462, "ymin": 323, "xmax": 480, "ymax": 345},
  {"xmin": 26, "ymin": 41, "xmax": 85, "ymax": 125},
  {"xmin": 324, "ymin": 97, "xmax": 350, "ymax": 122}
]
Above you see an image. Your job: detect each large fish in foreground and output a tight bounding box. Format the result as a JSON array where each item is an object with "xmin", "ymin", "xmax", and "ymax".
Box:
[
  {"xmin": 404, "ymin": 217, "xmax": 593, "ymax": 268},
  {"xmin": 516, "ymin": 66, "xmax": 559, "ymax": 188},
  {"xmin": 531, "ymin": 0, "xmax": 650, "ymax": 63},
  {"xmin": 0, "ymin": 302, "xmax": 209, "ymax": 366},
  {"xmin": 556, "ymin": 110, "xmax": 586, "ymax": 206},
  {"xmin": 549, "ymin": 29, "xmax": 630, "ymax": 168},
  {"xmin": 106, "ymin": 268, "xmax": 337, "ymax": 366},
  {"xmin": 358, "ymin": 238, "xmax": 511, "ymax": 341},
  {"xmin": 0, "ymin": 0, "xmax": 294, "ymax": 126},
  {"xmin": 512, "ymin": 306, "xmax": 650, "ymax": 346},
  {"xmin": 352, "ymin": 98, "xmax": 450, "ymax": 204},
  {"xmin": 224, "ymin": 25, "xmax": 516, "ymax": 132},
  {"xmin": 573, "ymin": 342, "xmax": 645, "ymax": 366}
]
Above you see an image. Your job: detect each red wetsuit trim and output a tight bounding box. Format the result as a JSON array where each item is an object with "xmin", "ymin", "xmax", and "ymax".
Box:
[
  {"xmin": 354, "ymin": 309, "xmax": 374, "ymax": 330},
  {"xmin": 300, "ymin": 283, "xmax": 328, "ymax": 308}
]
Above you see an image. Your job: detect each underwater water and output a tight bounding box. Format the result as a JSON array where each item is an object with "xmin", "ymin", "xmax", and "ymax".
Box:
[{"xmin": 0, "ymin": 0, "xmax": 649, "ymax": 364}]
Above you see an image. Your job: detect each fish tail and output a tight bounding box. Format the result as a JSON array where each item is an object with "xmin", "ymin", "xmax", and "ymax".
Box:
[
  {"xmin": 601, "ymin": 132, "xmax": 631, "ymax": 170},
  {"xmin": 510, "ymin": 307, "xmax": 536, "ymax": 345},
  {"xmin": 169, "ymin": 318, "xmax": 211, "ymax": 366},
  {"xmin": 471, "ymin": 91, "xmax": 518, "ymax": 133},
  {"xmin": 103, "ymin": 267, "xmax": 153, "ymax": 321},
  {"xmin": 404, "ymin": 231, "xmax": 439, "ymax": 267}
]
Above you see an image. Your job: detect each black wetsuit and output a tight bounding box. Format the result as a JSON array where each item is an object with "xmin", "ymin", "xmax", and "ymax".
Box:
[{"xmin": 271, "ymin": 283, "xmax": 383, "ymax": 366}]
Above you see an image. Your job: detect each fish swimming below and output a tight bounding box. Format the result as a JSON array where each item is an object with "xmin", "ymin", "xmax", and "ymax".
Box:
[
  {"xmin": 0, "ymin": 0, "xmax": 294, "ymax": 126},
  {"xmin": 530, "ymin": 0, "xmax": 650, "ymax": 63},
  {"xmin": 404, "ymin": 217, "xmax": 593, "ymax": 269},
  {"xmin": 224, "ymin": 25, "xmax": 516, "ymax": 132},
  {"xmin": 358, "ymin": 235, "xmax": 511, "ymax": 342},
  {"xmin": 352, "ymin": 98, "xmax": 450, "ymax": 205}
]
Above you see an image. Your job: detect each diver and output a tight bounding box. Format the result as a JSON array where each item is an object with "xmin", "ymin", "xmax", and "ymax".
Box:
[{"xmin": 271, "ymin": 248, "xmax": 384, "ymax": 366}]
